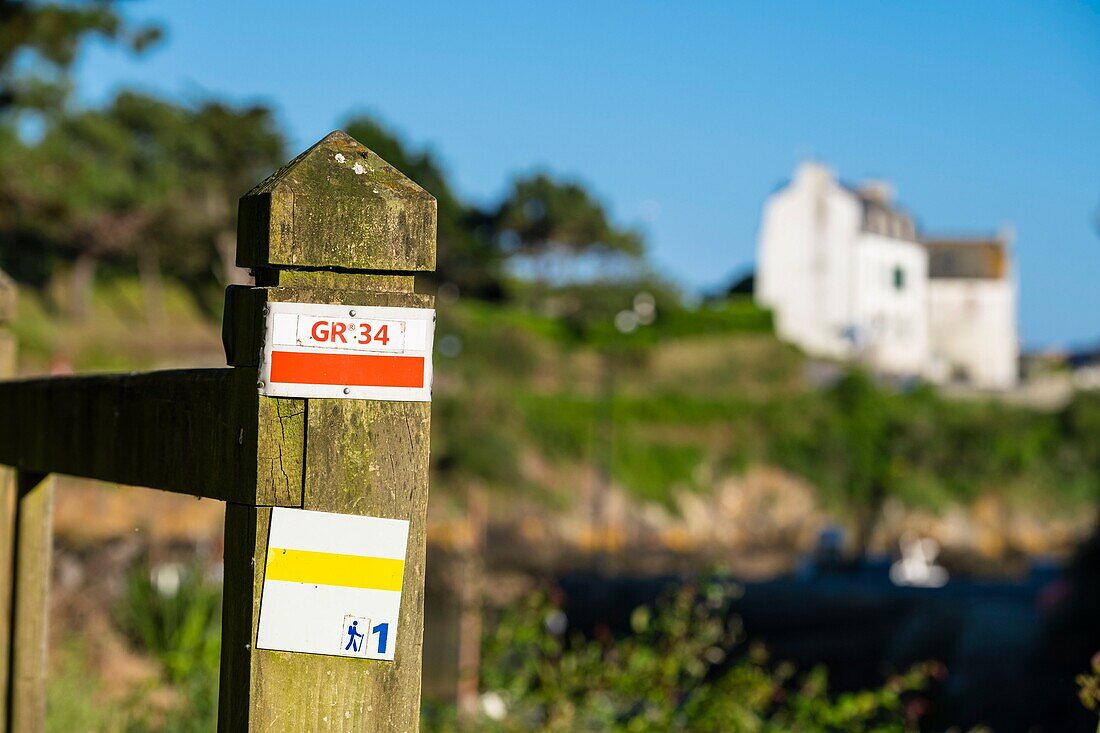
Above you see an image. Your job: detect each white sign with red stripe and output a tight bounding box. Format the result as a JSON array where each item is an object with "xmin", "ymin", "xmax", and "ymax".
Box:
[{"xmin": 259, "ymin": 302, "xmax": 435, "ymax": 401}]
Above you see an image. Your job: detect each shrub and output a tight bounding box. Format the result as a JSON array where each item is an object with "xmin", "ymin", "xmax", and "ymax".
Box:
[{"xmin": 439, "ymin": 583, "xmax": 934, "ymax": 732}]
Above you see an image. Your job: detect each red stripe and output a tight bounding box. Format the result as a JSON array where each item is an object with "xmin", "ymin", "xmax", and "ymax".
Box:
[{"xmin": 270, "ymin": 351, "xmax": 425, "ymax": 388}]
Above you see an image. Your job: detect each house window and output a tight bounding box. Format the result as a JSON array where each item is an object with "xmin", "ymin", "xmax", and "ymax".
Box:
[{"xmin": 892, "ymin": 266, "xmax": 905, "ymax": 291}]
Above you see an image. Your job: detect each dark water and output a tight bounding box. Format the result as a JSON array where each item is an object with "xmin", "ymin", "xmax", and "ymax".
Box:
[
  {"xmin": 555, "ymin": 559, "xmax": 1097, "ymax": 733},
  {"xmin": 421, "ymin": 549, "xmax": 1099, "ymax": 732}
]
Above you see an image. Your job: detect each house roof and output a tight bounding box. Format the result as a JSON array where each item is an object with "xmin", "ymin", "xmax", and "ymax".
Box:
[
  {"xmin": 841, "ymin": 183, "xmax": 918, "ymax": 241},
  {"xmin": 921, "ymin": 237, "xmax": 1008, "ymax": 279}
]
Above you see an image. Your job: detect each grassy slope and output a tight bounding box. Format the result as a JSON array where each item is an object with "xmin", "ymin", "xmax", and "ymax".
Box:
[
  {"xmin": 11, "ymin": 278, "xmax": 223, "ymax": 375},
  {"xmin": 433, "ymin": 296, "xmax": 1100, "ymax": 517},
  {"xmin": 12, "ymin": 278, "xmax": 1099, "ymax": 518}
]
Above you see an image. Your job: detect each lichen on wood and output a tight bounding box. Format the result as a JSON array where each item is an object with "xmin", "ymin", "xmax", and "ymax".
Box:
[
  {"xmin": 219, "ymin": 130, "xmax": 437, "ymax": 732},
  {"xmin": 236, "ymin": 130, "xmax": 437, "ymax": 272}
]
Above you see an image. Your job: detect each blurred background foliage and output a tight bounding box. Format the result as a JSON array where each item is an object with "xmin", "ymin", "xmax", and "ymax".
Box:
[
  {"xmin": 3, "ymin": 2, "xmax": 1099, "ymax": 730},
  {"xmin": 428, "ymin": 582, "xmax": 939, "ymax": 733},
  {"xmin": 51, "ymin": 567, "xmax": 942, "ymax": 733}
]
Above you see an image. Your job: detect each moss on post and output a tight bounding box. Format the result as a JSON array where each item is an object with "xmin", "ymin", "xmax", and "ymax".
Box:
[
  {"xmin": 8, "ymin": 472, "xmax": 53, "ymax": 732},
  {"xmin": 236, "ymin": 130, "xmax": 436, "ymax": 272},
  {"xmin": 0, "ymin": 270, "xmax": 15, "ymax": 731},
  {"xmin": 219, "ymin": 131, "xmax": 436, "ymax": 732}
]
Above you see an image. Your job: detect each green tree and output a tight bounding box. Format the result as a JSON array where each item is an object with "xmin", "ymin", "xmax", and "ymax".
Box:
[
  {"xmin": 831, "ymin": 371, "xmax": 893, "ymax": 553},
  {"xmin": 344, "ymin": 116, "xmax": 646, "ymax": 298},
  {"xmin": 151, "ymin": 98, "xmax": 284, "ymax": 299},
  {"xmin": 496, "ymin": 174, "xmax": 643, "ymax": 260},
  {"xmin": 0, "ymin": 1, "xmax": 162, "ymax": 310},
  {"xmin": 1, "ymin": 91, "xmax": 283, "ymax": 315},
  {"xmin": 2, "ymin": 93, "xmax": 172, "ymax": 314},
  {"xmin": 0, "ymin": 0, "xmax": 159, "ymax": 112}
]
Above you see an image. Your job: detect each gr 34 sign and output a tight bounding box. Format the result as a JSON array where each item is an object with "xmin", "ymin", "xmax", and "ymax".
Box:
[{"xmin": 259, "ymin": 302, "xmax": 435, "ymax": 401}]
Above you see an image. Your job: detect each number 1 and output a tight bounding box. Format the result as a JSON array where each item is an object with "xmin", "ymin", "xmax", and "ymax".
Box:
[{"xmin": 371, "ymin": 622, "xmax": 389, "ymax": 655}]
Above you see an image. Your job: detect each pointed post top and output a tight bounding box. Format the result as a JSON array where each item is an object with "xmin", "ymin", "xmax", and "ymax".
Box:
[{"xmin": 236, "ymin": 130, "xmax": 436, "ymax": 272}]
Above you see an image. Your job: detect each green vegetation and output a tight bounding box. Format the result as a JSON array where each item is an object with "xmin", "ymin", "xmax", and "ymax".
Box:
[
  {"xmin": 8, "ymin": 1, "xmax": 1094, "ymax": 521},
  {"xmin": 2, "ymin": 7, "xmax": 645, "ymax": 306},
  {"xmin": 47, "ymin": 560, "xmax": 221, "ymax": 732},
  {"xmin": 0, "ymin": 1, "xmax": 159, "ymax": 113},
  {"xmin": 53, "ymin": 568, "xmax": 939, "ymax": 732},
  {"xmin": 431, "ymin": 583, "xmax": 936, "ymax": 733},
  {"xmin": 1078, "ymin": 653, "xmax": 1100, "ymax": 725},
  {"xmin": 114, "ymin": 559, "xmax": 221, "ymax": 731},
  {"xmin": 47, "ymin": 642, "xmax": 134, "ymax": 733},
  {"xmin": 431, "ymin": 295, "xmax": 1100, "ymax": 516},
  {"xmin": 13, "ymin": 275, "xmax": 1100, "ymax": 519},
  {"xmin": 10, "ymin": 277, "xmax": 221, "ymax": 373},
  {"xmin": 5, "ymin": 4, "xmax": 1099, "ymax": 728}
]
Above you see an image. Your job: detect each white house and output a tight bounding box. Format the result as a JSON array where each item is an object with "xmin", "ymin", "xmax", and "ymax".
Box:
[
  {"xmin": 755, "ymin": 161, "xmax": 1018, "ymax": 389},
  {"xmin": 923, "ymin": 236, "xmax": 1018, "ymax": 389}
]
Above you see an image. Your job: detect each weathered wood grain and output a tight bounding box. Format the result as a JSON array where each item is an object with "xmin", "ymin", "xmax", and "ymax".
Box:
[
  {"xmin": 0, "ymin": 334, "xmax": 15, "ymax": 379},
  {"xmin": 8, "ymin": 472, "xmax": 53, "ymax": 732},
  {"xmin": 0, "ymin": 132, "xmax": 439, "ymax": 731},
  {"xmin": 0, "ymin": 269, "xmax": 17, "ymax": 731},
  {"xmin": 272, "ymin": 271, "xmax": 416, "ymax": 291},
  {"xmin": 0, "ymin": 369, "xmax": 303, "ymax": 505},
  {"xmin": 221, "ymin": 309, "xmax": 434, "ymax": 731},
  {"xmin": 220, "ymin": 129, "xmax": 436, "ymax": 731},
  {"xmin": 236, "ymin": 131, "xmax": 436, "ymax": 272},
  {"xmin": 0, "ymin": 474, "xmax": 12, "ymax": 731},
  {"xmin": 220, "ymin": 274, "xmax": 433, "ymax": 730},
  {"xmin": 224, "ymin": 489, "xmax": 431, "ymax": 733},
  {"xmin": 251, "ymin": 398, "xmax": 431, "ymax": 731},
  {"xmin": 217, "ymin": 502, "xmax": 265, "ymax": 733}
]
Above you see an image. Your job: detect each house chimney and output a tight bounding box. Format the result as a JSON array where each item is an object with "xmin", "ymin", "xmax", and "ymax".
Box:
[
  {"xmin": 794, "ymin": 160, "xmax": 834, "ymax": 188},
  {"xmin": 858, "ymin": 180, "xmax": 895, "ymax": 204}
]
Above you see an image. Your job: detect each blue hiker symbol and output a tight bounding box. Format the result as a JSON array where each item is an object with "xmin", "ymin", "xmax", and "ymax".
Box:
[{"xmin": 345, "ymin": 620, "xmax": 364, "ymax": 652}]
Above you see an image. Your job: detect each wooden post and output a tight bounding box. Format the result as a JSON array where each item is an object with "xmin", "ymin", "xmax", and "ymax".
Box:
[
  {"xmin": 7, "ymin": 473, "xmax": 52, "ymax": 733},
  {"xmin": 0, "ymin": 270, "xmax": 16, "ymax": 729},
  {"xmin": 456, "ymin": 486, "xmax": 486, "ymax": 722},
  {"xmin": 218, "ymin": 131, "xmax": 436, "ymax": 732},
  {"xmin": 0, "ymin": 272, "xmax": 55, "ymax": 732}
]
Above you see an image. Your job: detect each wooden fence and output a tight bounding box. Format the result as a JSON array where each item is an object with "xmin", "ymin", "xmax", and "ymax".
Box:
[{"xmin": 0, "ymin": 131, "xmax": 437, "ymax": 731}]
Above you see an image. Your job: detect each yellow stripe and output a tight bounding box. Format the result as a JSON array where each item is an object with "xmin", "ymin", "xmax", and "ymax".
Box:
[{"xmin": 265, "ymin": 548, "xmax": 405, "ymax": 592}]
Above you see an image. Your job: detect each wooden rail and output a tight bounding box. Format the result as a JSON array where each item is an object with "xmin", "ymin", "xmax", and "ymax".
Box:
[
  {"xmin": 0, "ymin": 368, "xmax": 304, "ymax": 505},
  {"xmin": 0, "ymin": 130, "xmax": 437, "ymax": 732}
]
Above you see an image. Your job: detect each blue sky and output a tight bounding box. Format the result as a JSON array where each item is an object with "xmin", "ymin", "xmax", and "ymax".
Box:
[{"xmin": 74, "ymin": 0, "xmax": 1100, "ymax": 347}]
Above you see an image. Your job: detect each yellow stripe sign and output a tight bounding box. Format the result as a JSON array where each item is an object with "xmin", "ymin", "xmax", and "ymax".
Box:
[
  {"xmin": 255, "ymin": 508, "xmax": 410, "ymax": 661},
  {"xmin": 265, "ymin": 548, "xmax": 405, "ymax": 592}
]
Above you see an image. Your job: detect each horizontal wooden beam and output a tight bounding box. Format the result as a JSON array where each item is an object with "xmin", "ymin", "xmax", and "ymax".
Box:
[{"xmin": 0, "ymin": 368, "xmax": 304, "ymax": 505}]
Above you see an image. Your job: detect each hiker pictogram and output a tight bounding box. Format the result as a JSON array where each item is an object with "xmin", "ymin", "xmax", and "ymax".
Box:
[{"xmin": 345, "ymin": 619, "xmax": 365, "ymax": 652}]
